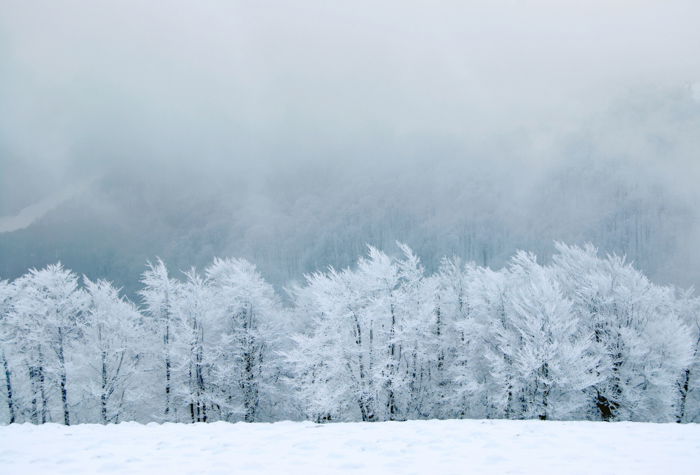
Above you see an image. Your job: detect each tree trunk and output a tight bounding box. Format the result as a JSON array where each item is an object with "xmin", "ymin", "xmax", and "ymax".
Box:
[
  {"xmin": 29, "ymin": 364, "xmax": 39, "ymax": 424},
  {"xmin": 196, "ymin": 335, "xmax": 206, "ymax": 422},
  {"xmin": 1, "ymin": 352, "xmax": 15, "ymax": 423},
  {"xmin": 101, "ymin": 349, "xmax": 108, "ymax": 424},
  {"xmin": 38, "ymin": 347, "xmax": 48, "ymax": 424},
  {"xmin": 677, "ymin": 336, "xmax": 699, "ymax": 423},
  {"xmin": 243, "ymin": 347, "xmax": 258, "ymax": 422},
  {"xmin": 350, "ymin": 311, "xmax": 373, "ymax": 421},
  {"xmin": 164, "ymin": 320, "xmax": 171, "ymax": 419},
  {"xmin": 57, "ymin": 328, "xmax": 70, "ymax": 425},
  {"xmin": 597, "ymin": 351, "xmax": 623, "ymax": 422},
  {"xmin": 539, "ymin": 363, "xmax": 550, "ymax": 421},
  {"xmin": 677, "ymin": 368, "xmax": 690, "ymax": 423},
  {"xmin": 386, "ymin": 303, "xmax": 397, "ymax": 421},
  {"xmin": 596, "ymin": 391, "xmax": 618, "ymax": 422}
]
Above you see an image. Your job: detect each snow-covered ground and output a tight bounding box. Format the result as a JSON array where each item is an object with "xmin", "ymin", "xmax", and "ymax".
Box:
[{"xmin": 0, "ymin": 419, "xmax": 697, "ymax": 474}]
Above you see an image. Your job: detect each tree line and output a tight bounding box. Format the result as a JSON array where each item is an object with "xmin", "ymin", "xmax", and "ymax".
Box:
[{"xmin": 0, "ymin": 243, "xmax": 698, "ymax": 425}]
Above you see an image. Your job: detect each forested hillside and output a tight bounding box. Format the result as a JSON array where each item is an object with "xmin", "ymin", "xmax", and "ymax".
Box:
[{"xmin": 2, "ymin": 2, "xmax": 700, "ymax": 296}]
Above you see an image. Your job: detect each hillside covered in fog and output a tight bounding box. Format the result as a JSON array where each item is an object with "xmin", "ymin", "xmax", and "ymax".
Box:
[{"xmin": 1, "ymin": 1, "xmax": 699, "ymax": 293}]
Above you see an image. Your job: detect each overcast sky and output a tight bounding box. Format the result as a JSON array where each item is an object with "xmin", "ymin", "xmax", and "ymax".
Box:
[{"xmin": 1, "ymin": 1, "xmax": 699, "ymax": 288}]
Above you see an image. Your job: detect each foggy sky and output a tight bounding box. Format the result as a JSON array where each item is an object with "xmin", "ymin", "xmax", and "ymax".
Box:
[{"xmin": 1, "ymin": 1, "xmax": 699, "ymax": 291}]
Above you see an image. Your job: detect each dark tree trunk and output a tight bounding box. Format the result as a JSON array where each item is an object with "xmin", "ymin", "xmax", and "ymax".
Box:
[
  {"xmin": 677, "ymin": 336, "xmax": 699, "ymax": 423},
  {"xmin": 57, "ymin": 329, "xmax": 70, "ymax": 425},
  {"xmin": 597, "ymin": 352, "xmax": 623, "ymax": 422},
  {"xmin": 28, "ymin": 348, "xmax": 49, "ymax": 423},
  {"xmin": 189, "ymin": 355, "xmax": 195, "ymax": 424},
  {"xmin": 2, "ymin": 353, "xmax": 15, "ymax": 423},
  {"xmin": 436, "ymin": 304, "xmax": 445, "ymax": 372},
  {"xmin": 238, "ymin": 305, "xmax": 259, "ymax": 423},
  {"xmin": 189, "ymin": 319, "xmax": 207, "ymax": 423},
  {"xmin": 677, "ymin": 368, "xmax": 690, "ymax": 423},
  {"xmin": 596, "ymin": 391, "xmax": 618, "ymax": 422},
  {"xmin": 243, "ymin": 348, "xmax": 259, "ymax": 422},
  {"xmin": 164, "ymin": 320, "xmax": 171, "ymax": 419},
  {"xmin": 539, "ymin": 363, "xmax": 550, "ymax": 421},
  {"xmin": 196, "ymin": 338, "xmax": 206, "ymax": 422},
  {"xmin": 386, "ymin": 303, "xmax": 397, "ymax": 421},
  {"xmin": 38, "ymin": 348, "xmax": 48, "ymax": 424},
  {"xmin": 29, "ymin": 365, "xmax": 39, "ymax": 424},
  {"xmin": 40, "ymin": 366, "xmax": 48, "ymax": 424},
  {"xmin": 101, "ymin": 350, "xmax": 108, "ymax": 424}
]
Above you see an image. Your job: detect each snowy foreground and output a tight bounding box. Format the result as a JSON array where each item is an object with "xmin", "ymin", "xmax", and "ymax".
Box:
[{"xmin": 1, "ymin": 419, "xmax": 698, "ymax": 474}]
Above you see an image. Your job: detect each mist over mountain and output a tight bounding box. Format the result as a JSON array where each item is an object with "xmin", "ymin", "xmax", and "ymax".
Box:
[{"xmin": 1, "ymin": 1, "xmax": 699, "ymax": 295}]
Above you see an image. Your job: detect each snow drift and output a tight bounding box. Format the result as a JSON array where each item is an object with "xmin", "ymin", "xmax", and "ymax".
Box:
[{"xmin": 0, "ymin": 419, "xmax": 697, "ymax": 474}]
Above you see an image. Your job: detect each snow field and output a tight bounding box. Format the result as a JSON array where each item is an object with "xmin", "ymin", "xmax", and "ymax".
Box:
[{"xmin": 0, "ymin": 419, "xmax": 698, "ymax": 474}]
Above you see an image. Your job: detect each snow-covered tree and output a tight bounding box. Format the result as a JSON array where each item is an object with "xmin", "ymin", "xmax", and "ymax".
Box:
[
  {"xmin": 0, "ymin": 243, "xmax": 696, "ymax": 425},
  {"xmin": 434, "ymin": 258, "xmax": 481, "ymax": 418},
  {"xmin": 288, "ymin": 246, "xmax": 397, "ymax": 422},
  {"xmin": 470, "ymin": 266, "xmax": 518, "ymax": 419},
  {"xmin": 353, "ymin": 245, "xmax": 402, "ymax": 421},
  {"xmin": 10, "ymin": 264, "xmax": 86, "ymax": 425},
  {"xmin": 504, "ymin": 252, "xmax": 600, "ymax": 420},
  {"xmin": 139, "ymin": 259, "xmax": 177, "ymax": 420},
  {"xmin": 287, "ymin": 268, "xmax": 358, "ymax": 422},
  {"xmin": 676, "ymin": 292, "xmax": 700, "ymax": 422},
  {"xmin": 205, "ymin": 257, "xmax": 284, "ymax": 422},
  {"xmin": 387, "ymin": 244, "xmax": 434, "ymax": 420},
  {"xmin": 169, "ymin": 269, "xmax": 213, "ymax": 423},
  {"xmin": 552, "ymin": 243, "xmax": 694, "ymax": 421},
  {"xmin": 289, "ymin": 244, "xmax": 438, "ymax": 422},
  {"xmin": 0, "ymin": 280, "xmax": 17, "ymax": 423},
  {"xmin": 79, "ymin": 278, "xmax": 146, "ymax": 424}
]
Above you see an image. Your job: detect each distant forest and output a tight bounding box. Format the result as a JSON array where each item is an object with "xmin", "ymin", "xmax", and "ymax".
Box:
[{"xmin": 2, "ymin": 149, "xmax": 698, "ymax": 299}]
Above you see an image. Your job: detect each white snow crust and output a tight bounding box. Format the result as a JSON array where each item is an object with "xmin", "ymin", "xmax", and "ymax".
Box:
[{"xmin": 0, "ymin": 419, "xmax": 698, "ymax": 474}]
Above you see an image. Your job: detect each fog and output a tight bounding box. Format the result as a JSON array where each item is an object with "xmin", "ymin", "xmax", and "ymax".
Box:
[{"xmin": 1, "ymin": 0, "xmax": 699, "ymax": 293}]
